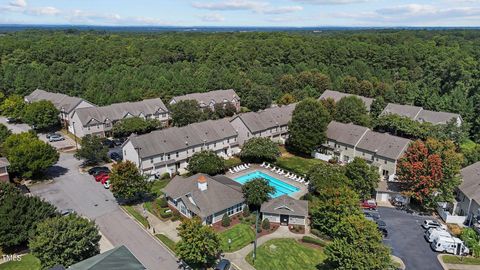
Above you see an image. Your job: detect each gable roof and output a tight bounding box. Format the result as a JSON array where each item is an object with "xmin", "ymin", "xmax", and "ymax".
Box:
[
  {"xmin": 128, "ymin": 118, "xmax": 237, "ymax": 158},
  {"xmin": 356, "ymin": 130, "xmax": 411, "ymax": 160},
  {"xmin": 458, "ymin": 161, "xmax": 480, "ymax": 205},
  {"xmin": 327, "ymin": 121, "xmax": 369, "ymax": 146},
  {"xmin": 381, "ymin": 103, "xmax": 460, "ymax": 125},
  {"xmin": 0, "ymin": 157, "xmax": 10, "ymax": 167},
  {"xmin": 260, "ymin": 195, "xmax": 308, "ymax": 217},
  {"xmin": 163, "ymin": 174, "xmax": 244, "ymax": 218},
  {"xmin": 25, "ymin": 89, "xmax": 92, "ymax": 113},
  {"xmin": 231, "ymin": 104, "xmax": 296, "ymax": 133},
  {"xmin": 74, "ymin": 98, "xmax": 168, "ymax": 126},
  {"xmin": 319, "ymin": 90, "xmax": 375, "ymax": 111},
  {"xmin": 171, "ymin": 89, "xmax": 239, "ymax": 106},
  {"xmin": 69, "ymin": 245, "xmax": 145, "ymax": 270}
]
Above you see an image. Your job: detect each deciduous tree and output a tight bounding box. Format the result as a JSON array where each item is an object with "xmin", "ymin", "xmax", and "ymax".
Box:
[
  {"xmin": 0, "ymin": 123, "xmax": 11, "ymax": 144},
  {"xmin": 30, "ymin": 215, "xmax": 100, "ymax": 269},
  {"xmin": 286, "ymin": 98, "xmax": 330, "ymax": 155},
  {"xmin": 187, "ymin": 150, "xmax": 225, "ymax": 175},
  {"xmin": 22, "ymin": 100, "xmax": 59, "ymax": 130},
  {"xmin": 112, "ymin": 117, "xmax": 161, "ymax": 137},
  {"xmin": 0, "ymin": 95, "xmax": 25, "ymax": 119},
  {"xmin": 335, "ymin": 96, "xmax": 370, "ymax": 126},
  {"xmin": 308, "ymin": 162, "xmax": 351, "ymax": 193},
  {"xmin": 176, "ymin": 218, "xmax": 221, "ymax": 268},
  {"xmin": 170, "ymin": 100, "xmax": 205, "ymax": 127},
  {"xmin": 239, "ymin": 137, "xmax": 280, "ymax": 163},
  {"xmin": 109, "ymin": 160, "xmax": 150, "ymax": 202},
  {"xmin": 345, "ymin": 157, "xmax": 380, "ymax": 200},
  {"xmin": 74, "ymin": 135, "xmax": 108, "ymax": 165},
  {"xmin": 242, "ymin": 178, "xmax": 275, "ymax": 210}
]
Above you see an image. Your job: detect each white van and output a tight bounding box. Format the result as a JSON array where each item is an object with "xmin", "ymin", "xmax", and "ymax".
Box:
[
  {"xmin": 424, "ymin": 228, "xmax": 451, "ymax": 243},
  {"xmin": 430, "ymin": 236, "xmax": 470, "ymax": 255}
]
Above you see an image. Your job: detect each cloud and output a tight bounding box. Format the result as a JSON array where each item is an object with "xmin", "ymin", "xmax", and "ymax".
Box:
[
  {"xmin": 9, "ymin": 0, "xmax": 26, "ymax": 8},
  {"xmin": 192, "ymin": 0, "xmax": 268, "ymax": 11},
  {"xmin": 1, "ymin": 0, "xmax": 60, "ymax": 16},
  {"xmin": 292, "ymin": 0, "xmax": 371, "ymax": 4},
  {"xmin": 67, "ymin": 9, "xmax": 172, "ymax": 25},
  {"xmin": 200, "ymin": 13, "xmax": 225, "ymax": 22},
  {"xmin": 263, "ymin": 6, "xmax": 303, "ymax": 14},
  {"xmin": 27, "ymin": 6, "xmax": 61, "ymax": 16}
]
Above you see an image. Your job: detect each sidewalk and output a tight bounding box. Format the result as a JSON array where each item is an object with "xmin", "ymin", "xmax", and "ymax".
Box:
[
  {"xmin": 438, "ymin": 254, "xmax": 480, "ymax": 270},
  {"xmin": 224, "ymin": 226, "xmax": 305, "ymax": 270},
  {"xmin": 144, "ymin": 207, "xmax": 181, "ymax": 242}
]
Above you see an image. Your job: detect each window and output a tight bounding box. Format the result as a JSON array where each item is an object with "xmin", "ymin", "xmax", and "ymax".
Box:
[
  {"xmin": 371, "ymin": 156, "xmax": 374, "ymax": 161},
  {"xmin": 362, "ymin": 152, "xmax": 365, "ymax": 156},
  {"xmin": 227, "ymin": 206, "xmax": 235, "ymax": 215},
  {"xmin": 124, "ymin": 150, "xmax": 126, "ymax": 156},
  {"xmin": 227, "ymin": 138, "xmax": 230, "ymax": 143},
  {"xmin": 161, "ymin": 155, "xmax": 164, "ymax": 161},
  {"xmin": 345, "ymin": 147, "xmax": 347, "ymax": 150},
  {"xmin": 150, "ymin": 158, "xmax": 153, "ymax": 163},
  {"xmin": 192, "ymin": 148, "xmax": 196, "ymax": 153},
  {"xmin": 236, "ymin": 204, "xmax": 243, "ymax": 212},
  {"xmin": 384, "ymin": 160, "xmax": 387, "ymax": 165},
  {"xmin": 180, "ymin": 205, "xmax": 187, "ymax": 215},
  {"xmin": 176, "ymin": 152, "xmax": 179, "ymax": 158},
  {"xmin": 214, "ymin": 143, "xmax": 216, "ymax": 148},
  {"xmin": 167, "ymin": 154, "xmax": 171, "ymax": 160}
]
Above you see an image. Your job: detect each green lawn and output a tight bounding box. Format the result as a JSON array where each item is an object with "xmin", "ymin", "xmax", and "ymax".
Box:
[
  {"xmin": 151, "ymin": 179, "xmax": 170, "ymax": 196},
  {"xmin": 219, "ymin": 223, "xmax": 255, "ymax": 252},
  {"xmin": 122, "ymin": 205, "xmax": 149, "ymax": 228},
  {"xmin": 276, "ymin": 155, "xmax": 324, "ymax": 175},
  {"xmin": 246, "ymin": 238, "xmax": 326, "ymax": 270},
  {"xmin": 442, "ymin": 255, "xmax": 480, "ymax": 265},
  {"xmin": 156, "ymin": 234, "xmax": 177, "ymax": 253},
  {"xmin": 0, "ymin": 254, "xmax": 41, "ymax": 270}
]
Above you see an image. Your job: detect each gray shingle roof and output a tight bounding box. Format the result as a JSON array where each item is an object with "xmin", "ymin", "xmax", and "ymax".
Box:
[
  {"xmin": 260, "ymin": 195, "xmax": 308, "ymax": 217},
  {"xmin": 319, "ymin": 90, "xmax": 375, "ymax": 111},
  {"xmin": 380, "ymin": 103, "xmax": 460, "ymax": 125},
  {"xmin": 129, "ymin": 118, "xmax": 237, "ymax": 158},
  {"xmin": 327, "ymin": 121, "xmax": 369, "ymax": 146},
  {"xmin": 74, "ymin": 98, "xmax": 168, "ymax": 126},
  {"xmin": 458, "ymin": 161, "xmax": 480, "ymax": 205},
  {"xmin": 24, "ymin": 89, "xmax": 91, "ymax": 113},
  {"xmin": 69, "ymin": 245, "xmax": 145, "ymax": 270},
  {"xmin": 163, "ymin": 174, "xmax": 244, "ymax": 218},
  {"xmin": 356, "ymin": 130, "xmax": 411, "ymax": 160},
  {"xmin": 232, "ymin": 104, "xmax": 296, "ymax": 133},
  {"xmin": 171, "ymin": 89, "xmax": 239, "ymax": 106},
  {"xmin": 0, "ymin": 157, "xmax": 9, "ymax": 167}
]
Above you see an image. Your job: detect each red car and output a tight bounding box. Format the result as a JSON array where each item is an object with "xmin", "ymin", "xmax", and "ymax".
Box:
[
  {"xmin": 100, "ymin": 175, "xmax": 110, "ymax": 184},
  {"xmin": 361, "ymin": 199, "xmax": 377, "ymax": 210},
  {"xmin": 94, "ymin": 172, "xmax": 108, "ymax": 182}
]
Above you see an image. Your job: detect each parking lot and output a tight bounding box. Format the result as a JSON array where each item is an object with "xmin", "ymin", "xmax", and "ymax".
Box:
[{"xmin": 378, "ymin": 207, "xmax": 443, "ymax": 270}]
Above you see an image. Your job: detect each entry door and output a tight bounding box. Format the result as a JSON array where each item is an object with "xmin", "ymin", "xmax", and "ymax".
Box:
[{"xmin": 280, "ymin": 215, "xmax": 289, "ymax": 225}]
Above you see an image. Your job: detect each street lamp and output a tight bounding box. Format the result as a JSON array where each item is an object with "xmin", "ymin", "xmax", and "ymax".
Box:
[
  {"xmin": 72, "ymin": 121, "xmax": 78, "ymax": 150},
  {"xmin": 253, "ymin": 210, "xmax": 259, "ymax": 262},
  {"xmin": 228, "ymin": 238, "xmax": 232, "ymax": 251}
]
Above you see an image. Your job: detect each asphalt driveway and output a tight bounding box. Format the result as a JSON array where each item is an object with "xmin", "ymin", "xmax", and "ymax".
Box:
[
  {"xmin": 30, "ymin": 153, "xmax": 178, "ymax": 270},
  {"xmin": 378, "ymin": 207, "xmax": 443, "ymax": 270}
]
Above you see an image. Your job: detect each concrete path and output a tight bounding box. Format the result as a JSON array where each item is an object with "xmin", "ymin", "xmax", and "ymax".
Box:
[
  {"xmin": 224, "ymin": 226, "xmax": 305, "ymax": 270},
  {"xmin": 141, "ymin": 205, "xmax": 182, "ymax": 242}
]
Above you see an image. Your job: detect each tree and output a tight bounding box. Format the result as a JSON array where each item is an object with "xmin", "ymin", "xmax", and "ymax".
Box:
[
  {"xmin": 22, "ymin": 100, "xmax": 59, "ymax": 130},
  {"xmin": 278, "ymin": 93, "xmax": 297, "ymax": 105},
  {"xmin": 335, "ymin": 96, "xmax": 370, "ymax": 126},
  {"xmin": 370, "ymin": 96, "xmax": 386, "ymax": 118},
  {"xmin": 0, "ymin": 182, "xmax": 20, "ymax": 202},
  {"xmin": 0, "ymin": 192, "xmax": 56, "ymax": 249},
  {"xmin": 187, "ymin": 150, "xmax": 225, "ymax": 175},
  {"xmin": 262, "ymin": 218, "xmax": 270, "ymax": 230},
  {"xmin": 320, "ymin": 97, "xmax": 336, "ymax": 117},
  {"xmin": 286, "ymin": 98, "xmax": 330, "ymax": 155},
  {"xmin": 308, "ymin": 162, "xmax": 351, "ymax": 193},
  {"xmin": 213, "ymin": 102, "xmax": 236, "ymax": 118},
  {"xmin": 242, "ymin": 86, "xmax": 272, "ymax": 112},
  {"xmin": 345, "ymin": 158, "xmax": 380, "ymax": 200},
  {"xmin": 239, "ymin": 137, "xmax": 280, "ymax": 163},
  {"xmin": 242, "ymin": 178, "xmax": 275, "ymax": 209},
  {"xmin": 310, "ymin": 187, "xmax": 362, "ymax": 238},
  {"xmin": 396, "ymin": 140, "xmax": 443, "ymax": 206},
  {"xmin": 463, "ymin": 144, "xmax": 480, "ymax": 167},
  {"xmin": 74, "ymin": 135, "xmax": 108, "ymax": 165},
  {"xmin": 109, "ymin": 160, "xmax": 150, "ymax": 202},
  {"xmin": 170, "ymin": 100, "xmax": 205, "ymax": 127},
  {"xmin": 0, "ymin": 123, "xmax": 12, "ymax": 144},
  {"xmin": 221, "ymin": 213, "xmax": 231, "ymax": 227},
  {"xmin": 3, "ymin": 132, "xmax": 59, "ymax": 178},
  {"xmin": 176, "ymin": 218, "xmax": 221, "ymax": 268},
  {"xmin": 30, "ymin": 215, "xmax": 100, "ymax": 269},
  {"xmin": 112, "ymin": 117, "xmax": 161, "ymax": 137},
  {"xmin": 0, "ymin": 95, "xmax": 25, "ymax": 119}
]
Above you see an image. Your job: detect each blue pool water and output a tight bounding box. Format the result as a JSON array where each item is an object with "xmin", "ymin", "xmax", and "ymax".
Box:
[{"xmin": 234, "ymin": 171, "xmax": 299, "ymax": 198}]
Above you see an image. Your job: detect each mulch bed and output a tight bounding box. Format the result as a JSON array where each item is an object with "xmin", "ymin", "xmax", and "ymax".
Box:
[
  {"xmin": 212, "ymin": 214, "xmax": 242, "ymax": 232},
  {"xmin": 288, "ymin": 225, "xmax": 306, "ymax": 234},
  {"xmin": 256, "ymin": 223, "xmax": 280, "ymax": 237}
]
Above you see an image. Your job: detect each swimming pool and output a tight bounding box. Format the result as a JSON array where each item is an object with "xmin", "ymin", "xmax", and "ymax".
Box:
[{"xmin": 234, "ymin": 171, "xmax": 299, "ymax": 198}]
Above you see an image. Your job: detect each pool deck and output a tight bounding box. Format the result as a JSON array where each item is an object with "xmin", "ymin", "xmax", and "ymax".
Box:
[{"xmin": 225, "ymin": 164, "xmax": 308, "ymax": 200}]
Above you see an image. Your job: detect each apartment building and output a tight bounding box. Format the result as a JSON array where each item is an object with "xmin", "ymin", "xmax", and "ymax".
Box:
[
  {"xmin": 318, "ymin": 90, "xmax": 375, "ymax": 111},
  {"xmin": 69, "ymin": 98, "xmax": 169, "ymax": 138},
  {"xmin": 381, "ymin": 103, "xmax": 462, "ymax": 126},
  {"xmin": 229, "ymin": 103, "xmax": 296, "ymax": 146},
  {"xmin": 24, "ymin": 89, "xmax": 95, "ymax": 127},
  {"xmin": 122, "ymin": 119, "xmax": 240, "ymax": 176},
  {"xmin": 169, "ymin": 89, "xmax": 241, "ymax": 112}
]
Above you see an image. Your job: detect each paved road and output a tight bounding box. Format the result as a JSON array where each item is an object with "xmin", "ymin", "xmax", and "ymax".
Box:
[
  {"xmin": 379, "ymin": 207, "xmax": 443, "ymax": 270},
  {"xmin": 30, "ymin": 153, "xmax": 178, "ymax": 270},
  {"xmin": 0, "ymin": 117, "xmax": 31, "ymax": 134}
]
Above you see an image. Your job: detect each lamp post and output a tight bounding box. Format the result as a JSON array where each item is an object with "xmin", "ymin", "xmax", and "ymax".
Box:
[
  {"xmin": 72, "ymin": 121, "xmax": 78, "ymax": 150},
  {"xmin": 228, "ymin": 238, "xmax": 232, "ymax": 251},
  {"xmin": 253, "ymin": 210, "xmax": 259, "ymax": 262}
]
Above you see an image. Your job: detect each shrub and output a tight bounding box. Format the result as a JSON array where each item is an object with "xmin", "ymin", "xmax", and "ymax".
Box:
[
  {"xmin": 302, "ymin": 236, "xmax": 327, "ymax": 247},
  {"xmin": 171, "ymin": 211, "xmax": 181, "ymax": 221},
  {"xmin": 311, "ymin": 229, "xmax": 332, "ymax": 241},
  {"xmin": 160, "ymin": 173, "xmax": 171, "ymax": 180},
  {"xmin": 243, "ymin": 207, "xmax": 250, "ymax": 217},
  {"xmin": 447, "ymin": 223, "xmax": 462, "ymax": 237},
  {"xmin": 222, "ymin": 214, "xmax": 231, "ymax": 227},
  {"xmin": 262, "ymin": 218, "xmax": 270, "ymax": 230},
  {"xmin": 160, "ymin": 208, "xmax": 173, "ymax": 219},
  {"xmin": 156, "ymin": 197, "xmax": 168, "ymax": 208},
  {"xmin": 460, "ymin": 228, "xmax": 480, "ymax": 257}
]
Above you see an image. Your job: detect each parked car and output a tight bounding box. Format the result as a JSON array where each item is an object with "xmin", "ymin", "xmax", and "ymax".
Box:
[
  {"xmin": 363, "ymin": 210, "xmax": 380, "ymax": 220},
  {"xmin": 360, "ymin": 199, "xmax": 377, "ymax": 210},
  {"xmin": 376, "ymin": 219, "xmax": 387, "ymax": 229},
  {"xmin": 214, "ymin": 259, "xmax": 231, "ymax": 270},
  {"xmin": 88, "ymin": 166, "xmax": 110, "ymax": 175},
  {"xmin": 48, "ymin": 134, "xmax": 65, "ymax": 142},
  {"xmin": 425, "ymin": 227, "xmax": 451, "ymax": 243},
  {"xmin": 94, "ymin": 172, "xmax": 109, "ymax": 182},
  {"xmin": 102, "ymin": 139, "xmax": 115, "ymax": 148},
  {"xmin": 101, "ymin": 175, "xmax": 110, "ymax": 184},
  {"xmin": 60, "ymin": 209, "xmax": 75, "ymax": 216},
  {"xmin": 110, "ymin": 152, "xmax": 122, "ymax": 162},
  {"xmin": 422, "ymin": 220, "xmax": 446, "ymax": 230},
  {"xmin": 113, "ymin": 137, "xmax": 126, "ymax": 146},
  {"xmin": 103, "ymin": 180, "xmax": 110, "ymax": 189},
  {"xmin": 6, "ymin": 117, "xmax": 18, "ymax": 123},
  {"xmin": 430, "ymin": 236, "xmax": 469, "ymax": 255},
  {"xmin": 46, "ymin": 133, "xmax": 60, "ymax": 139},
  {"xmin": 391, "ymin": 195, "xmax": 408, "ymax": 207}
]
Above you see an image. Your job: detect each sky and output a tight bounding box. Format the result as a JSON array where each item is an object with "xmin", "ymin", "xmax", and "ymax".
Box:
[{"xmin": 0, "ymin": 0, "xmax": 480, "ymax": 27}]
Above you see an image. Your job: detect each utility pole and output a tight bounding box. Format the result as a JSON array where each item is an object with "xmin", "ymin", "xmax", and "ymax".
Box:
[
  {"xmin": 253, "ymin": 210, "xmax": 259, "ymax": 262},
  {"xmin": 72, "ymin": 121, "xmax": 78, "ymax": 150}
]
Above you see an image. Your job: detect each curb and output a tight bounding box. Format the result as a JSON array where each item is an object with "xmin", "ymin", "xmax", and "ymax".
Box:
[{"xmin": 119, "ymin": 206, "xmax": 177, "ymax": 258}]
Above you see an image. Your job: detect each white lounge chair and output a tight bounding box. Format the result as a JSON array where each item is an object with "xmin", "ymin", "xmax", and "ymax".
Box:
[
  {"xmin": 229, "ymin": 168, "xmax": 235, "ymax": 174},
  {"xmin": 285, "ymin": 172, "xmax": 291, "ymax": 177},
  {"xmin": 298, "ymin": 177, "xmax": 305, "ymax": 183},
  {"xmin": 233, "ymin": 166, "xmax": 239, "ymax": 172},
  {"xmin": 278, "ymin": 170, "xmax": 285, "ymax": 175},
  {"xmin": 240, "ymin": 165, "xmax": 246, "ymax": 170},
  {"xmin": 260, "ymin": 162, "xmax": 266, "ymax": 167},
  {"xmin": 245, "ymin": 163, "xmax": 250, "ymax": 168},
  {"xmin": 270, "ymin": 166, "xmax": 276, "ymax": 172},
  {"xmin": 304, "ymin": 181, "xmax": 309, "ymax": 186},
  {"xmin": 265, "ymin": 163, "xmax": 271, "ymax": 169},
  {"xmin": 289, "ymin": 174, "xmax": 296, "ymax": 179}
]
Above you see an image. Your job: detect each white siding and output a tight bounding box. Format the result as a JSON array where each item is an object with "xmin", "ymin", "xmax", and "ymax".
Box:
[
  {"xmin": 122, "ymin": 141, "xmax": 140, "ymax": 168},
  {"xmin": 263, "ymin": 213, "xmax": 280, "ymax": 223},
  {"xmin": 288, "ymin": 215, "xmax": 306, "ymax": 225}
]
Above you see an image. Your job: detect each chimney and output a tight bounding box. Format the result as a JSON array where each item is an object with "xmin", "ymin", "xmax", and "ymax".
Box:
[{"xmin": 197, "ymin": 175, "xmax": 208, "ymax": 191}]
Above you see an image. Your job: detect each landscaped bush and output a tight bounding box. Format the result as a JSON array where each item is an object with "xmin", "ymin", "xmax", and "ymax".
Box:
[
  {"xmin": 302, "ymin": 236, "xmax": 327, "ymax": 247},
  {"xmin": 243, "ymin": 207, "xmax": 250, "ymax": 217},
  {"xmin": 222, "ymin": 214, "xmax": 231, "ymax": 227},
  {"xmin": 160, "ymin": 173, "xmax": 170, "ymax": 180},
  {"xmin": 448, "ymin": 223, "xmax": 463, "ymax": 237},
  {"xmin": 460, "ymin": 228, "xmax": 480, "ymax": 257},
  {"xmin": 160, "ymin": 208, "xmax": 173, "ymax": 219},
  {"xmin": 310, "ymin": 229, "xmax": 332, "ymax": 241},
  {"xmin": 262, "ymin": 218, "xmax": 270, "ymax": 230},
  {"xmin": 171, "ymin": 211, "xmax": 181, "ymax": 221},
  {"xmin": 156, "ymin": 197, "xmax": 168, "ymax": 208}
]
